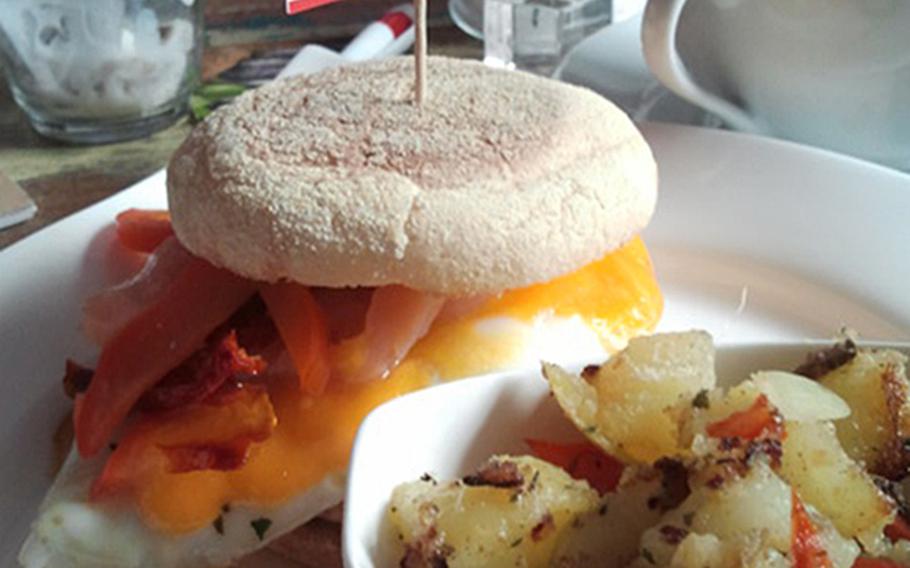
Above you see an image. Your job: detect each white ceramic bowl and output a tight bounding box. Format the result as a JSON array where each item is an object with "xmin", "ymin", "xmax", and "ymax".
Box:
[{"xmin": 342, "ymin": 340, "xmax": 909, "ymax": 568}]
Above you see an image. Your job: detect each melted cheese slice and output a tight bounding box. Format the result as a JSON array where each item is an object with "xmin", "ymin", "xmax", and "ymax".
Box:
[{"xmin": 134, "ymin": 237, "xmax": 663, "ymax": 532}]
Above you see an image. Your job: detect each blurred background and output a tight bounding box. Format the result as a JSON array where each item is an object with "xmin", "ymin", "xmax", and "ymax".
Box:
[
  {"xmin": 4, "ymin": 0, "xmax": 905, "ymax": 249},
  {"xmin": 0, "ymin": 0, "xmax": 481, "ymax": 248}
]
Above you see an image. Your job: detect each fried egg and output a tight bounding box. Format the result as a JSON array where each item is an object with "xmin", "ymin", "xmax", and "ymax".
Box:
[{"xmin": 19, "ymin": 238, "xmax": 662, "ymax": 567}]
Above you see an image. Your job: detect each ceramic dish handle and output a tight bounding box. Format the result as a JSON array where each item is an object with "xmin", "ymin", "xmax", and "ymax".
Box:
[{"xmin": 641, "ymin": 0, "xmax": 764, "ymax": 134}]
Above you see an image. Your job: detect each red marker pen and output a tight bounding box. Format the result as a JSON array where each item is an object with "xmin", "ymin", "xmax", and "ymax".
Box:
[{"xmin": 342, "ymin": 6, "xmax": 415, "ymax": 62}]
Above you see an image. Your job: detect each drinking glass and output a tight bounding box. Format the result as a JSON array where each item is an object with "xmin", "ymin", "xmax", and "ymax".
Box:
[
  {"xmin": 0, "ymin": 0, "xmax": 204, "ymax": 144},
  {"xmin": 450, "ymin": 0, "xmax": 642, "ymax": 77}
]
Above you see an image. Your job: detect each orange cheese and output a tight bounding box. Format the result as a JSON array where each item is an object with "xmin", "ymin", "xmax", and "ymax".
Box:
[{"xmin": 132, "ymin": 237, "xmax": 663, "ymax": 532}]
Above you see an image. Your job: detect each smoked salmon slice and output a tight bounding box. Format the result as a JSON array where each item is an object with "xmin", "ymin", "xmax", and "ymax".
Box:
[
  {"xmin": 76, "ymin": 238, "xmax": 256, "ymax": 457},
  {"xmin": 84, "ymin": 238, "xmax": 191, "ymax": 346},
  {"xmin": 332, "ymin": 285, "xmax": 445, "ymax": 383}
]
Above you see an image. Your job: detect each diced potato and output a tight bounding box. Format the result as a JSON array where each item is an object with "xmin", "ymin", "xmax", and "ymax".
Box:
[
  {"xmin": 551, "ymin": 468, "xmax": 664, "ymax": 567},
  {"xmin": 817, "ymin": 348, "xmax": 910, "ymax": 479},
  {"xmin": 388, "ymin": 456, "xmax": 598, "ymax": 568},
  {"xmin": 881, "ymin": 540, "xmax": 910, "ymax": 565},
  {"xmin": 811, "ymin": 506, "xmax": 866, "ymax": 568},
  {"xmin": 637, "ymin": 460, "xmax": 859, "ymax": 568},
  {"xmin": 780, "ymin": 420, "xmax": 895, "ymax": 552},
  {"xmin": 668, "ymin": 533, "xmax": 741, "ymax": 568},
  {"xmin": 545, "ymin": 331, "xmax": 717, "ymax": 463},
  {"xmin": 683, "ymin": 371, "xmax": 850, "ymax": 457},
  {"xmin": 661, "ymin": 527, "xmax": 851, "ymax": 568},
  {"xmin": 637, "ymin": 460, "xmax": 792, "ymax": 566},
  {"xmin": 667, "ymin": 532, "xmax": 796, "ymax": 568},
  {"xmin": 681, "ymin": 381, "xmax": 764, "ymax": 456},
  {"xmin": 384, "ymin": 334, "xmax": 908, "ymax": 567}
]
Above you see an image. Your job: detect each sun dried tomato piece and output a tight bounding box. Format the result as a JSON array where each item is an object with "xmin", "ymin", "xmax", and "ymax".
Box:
[
  {"xmin": 75, "ymin": 240, "xmax": 257, "ymax": 458},
  {"xmin": 91, "ymin": 383, "xmax": 276, "ymax": 499},
  {"xmin": 160, "ymin": 438, "xmax": 251, "ymax": 473},
  {"xmin": 140, "ymin": 330, "xmax": 266, "ymax": 411}
]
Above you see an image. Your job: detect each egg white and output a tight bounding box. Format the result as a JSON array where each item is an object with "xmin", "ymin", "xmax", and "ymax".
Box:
[
  {"xmin": 19, "ymin": 444, "xmax": 345, "ymax": 568},
  {"xmin": 19, "ymin": 314, "xmax": 609, "ymax": 567}
]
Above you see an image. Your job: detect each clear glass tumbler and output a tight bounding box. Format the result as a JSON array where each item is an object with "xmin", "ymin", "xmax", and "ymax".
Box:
[
  {"xmin": 483, "ymin": 0, "xmax": 614, "ymax": 77},
  {"xmin": 0, "ymin": 0, "xmax": 204, "ymax": 144}
]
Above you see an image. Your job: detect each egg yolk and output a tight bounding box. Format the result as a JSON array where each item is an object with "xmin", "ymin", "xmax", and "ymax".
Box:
[{"xmin": 133, "ymin": 237, "xmax": 663, "ymax": 533}]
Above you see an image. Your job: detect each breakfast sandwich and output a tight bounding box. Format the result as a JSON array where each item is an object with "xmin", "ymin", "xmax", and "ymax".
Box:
[{"xmin": 19, "ymin": 56, "xmax": 661, "ymax": 567}]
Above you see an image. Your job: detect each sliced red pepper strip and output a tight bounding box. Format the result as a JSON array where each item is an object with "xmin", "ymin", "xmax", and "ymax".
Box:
[
  {"xmin": 260, "ymin": 282, "xmax": 331, "ymax": 396},
  {"xmin": 526, "ymin": 438, "xmax": 624, "ymax": 495},
  {"xmin": 91, "ymin": 383, "xmax": 276, "ymax": 499},
  {"xmin": 83, "ymin": 237, "xmax": 191, "ymax": 346},
  {"xmin": 706, "ymin": 394, "xmax": 784, "ymax": 441},
  {"xmin": 75, "ymin": 243, "xmax": 257, "ymax": 457},
  {"xmin": 791, "ymin": 488, "xmax": 833, "ymax": 568},
  {"xmin": 115, "ymin": 209, "xmax": 174, "ymax": 253}
]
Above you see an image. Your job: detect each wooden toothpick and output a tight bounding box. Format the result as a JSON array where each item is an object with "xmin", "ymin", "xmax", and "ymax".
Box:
[{"xmin": 414, "ymin": 0, "xmax": 427, "ymax": 105}]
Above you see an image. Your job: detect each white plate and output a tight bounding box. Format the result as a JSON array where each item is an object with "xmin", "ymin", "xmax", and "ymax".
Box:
[
  {"xmin": 1, "ymin": 123, "xmax": 909, "ymax": 566},
  {"xmin": 342, "ymin": 341, "xmax": 908, "ymax": 568}
]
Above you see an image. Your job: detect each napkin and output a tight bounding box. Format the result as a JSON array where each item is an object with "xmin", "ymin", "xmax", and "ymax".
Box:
[{"xmin": 0, "ymin": 171, "xmax": 37, "ymax": 230}]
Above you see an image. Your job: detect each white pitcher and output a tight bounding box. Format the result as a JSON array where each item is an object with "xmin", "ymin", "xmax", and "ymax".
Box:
[{"xmin": 641, "ymin": 0, "xmax": 910, "ymax": 170}]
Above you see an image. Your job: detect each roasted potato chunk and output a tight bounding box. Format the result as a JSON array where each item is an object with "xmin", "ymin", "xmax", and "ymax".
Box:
[
  {"xmin": 637, "ymin": 460, "xmax": 791, "ymax": 566},
  {"xmin": 551, "ymin": 467, "xmax": 664, "ymax": 567},
  {"xmin": 636, "ymin": 460, "xmax": 859, "ymax": 568},
  {"xmin": 681, "ymin": 381, "xmax": 764, "ymax": 456},
  {"xmin": 545, "ymin": 331, "xmax": 716, "ymax": 463},
  {"xmin": 780, "ymin": 420, "xmax": 895, "ymax": 552},
  {"xmin": 682, "ymin": 371, "xmax": 850, "ymax": 457},
  {"xmin": 880, "ymin": 540, "xmax": 910, "ymax": 565},
  {"xmin": 388, "ymin": 456, "xmax": 598, "ymax": 568},
  {"xmin": 666, "ymin": 533, "xmax": 751, "ymax": 568},
  {"xmin": 387, "ymin": 334, "xmax": 908, "ymax": 567},
  {"xmin": 816, "ymin": 348, "xmax": 910, "ymax": 480}
]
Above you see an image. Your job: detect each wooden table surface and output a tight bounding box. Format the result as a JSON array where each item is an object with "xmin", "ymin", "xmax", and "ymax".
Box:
[{"xmin": 0, "ymin": 17, "xmax": 480, "ymax": 251}]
